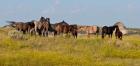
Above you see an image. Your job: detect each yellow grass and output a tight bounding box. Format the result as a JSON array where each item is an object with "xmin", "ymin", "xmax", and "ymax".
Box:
[{"xmin": 0, "ymin": 28, "xmax": 140, "ymax": 66}]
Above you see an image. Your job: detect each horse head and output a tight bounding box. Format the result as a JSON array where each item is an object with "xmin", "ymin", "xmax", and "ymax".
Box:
[
  {"xmin": 45, "ymin": 18, "xmax": 50, "ymax": 22},
  {"xmin": 7, "ymin": 21, "xmax": 17, "ymax": 27},
  {"xmin": 40, "ymin": 16, "xmax": 46, "ymax": 22}
]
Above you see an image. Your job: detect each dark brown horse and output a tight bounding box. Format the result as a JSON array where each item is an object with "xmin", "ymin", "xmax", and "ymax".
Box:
[
  {"xmin": 102, "ymin": 26, "xmax": 116, "ymax": 39},
  {"xmin": 48, "ymin": 24, "xmax": 57, "ymax": 36},
  {"xmin": 69, "ymin": 24, "xmax": 78, "ymax": 38},
  {"xmin": 115, "ymin": 25, "xmax": 123, "ymax": 40},
  {"xmin": 26, "ymin": 21, "xmax": 35, "ymax": 32}
]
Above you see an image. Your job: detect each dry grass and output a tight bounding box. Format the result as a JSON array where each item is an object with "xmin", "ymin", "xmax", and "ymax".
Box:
[{"xmin": 0, "ymin": 28, "xmax": 140, "ymax": 66}]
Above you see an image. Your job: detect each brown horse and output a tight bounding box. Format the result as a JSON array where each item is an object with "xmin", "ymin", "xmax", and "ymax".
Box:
[
  {"xmin": 69, "ymin": 24, "xmax": 78, "ymax": 38},
  {"xmin": 26, "ymin": 21, "xmax": 35, "ymax": 32},
  {"xmin": 115, "ymin": 25, "xmax": 123, "ymax": 40},
  {"xmin": 54, "ymin": 20, "xmax": 70, "ymax": 35},
  {"xmin": 8, "ymin": 21, "xmax": 35, "ymax": 34}
]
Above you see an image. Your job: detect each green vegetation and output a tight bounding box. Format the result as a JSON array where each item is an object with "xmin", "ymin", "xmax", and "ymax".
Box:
[{"xmin": 0, "ymin": 28, "xmax": 140, "ymax": 66}]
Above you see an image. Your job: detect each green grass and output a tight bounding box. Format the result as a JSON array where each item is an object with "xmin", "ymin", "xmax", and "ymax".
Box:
[{"xmin": 0, "ymin": 28, "xmax": 140, "ymax": 66}]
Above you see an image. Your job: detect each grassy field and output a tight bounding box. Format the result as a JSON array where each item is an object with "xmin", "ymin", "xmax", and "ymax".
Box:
[{"xmin": 0, "ymin": 28, "xmax": 140, "ymax": 66}]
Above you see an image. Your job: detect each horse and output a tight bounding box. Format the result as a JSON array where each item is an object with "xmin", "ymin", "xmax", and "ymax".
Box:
[
  {"xmin": 102, "ymin": 26, "xmax": 116, "ymax": 39},
  {"xmin": 34, "ymin": 17, "xmax": 51, "ymax": 36},
  {"xmin": 54, "ymin": 20, "xmax": 70, "ymax": 35},
  {"xmin": 8, "ymin": 21, "xmax": 35, "ymax": 34},
  {"xmin": 69, "ymin": 24, "xmax": 78, "ymax": 38},
  {"xmin": 47, "ymin": 24, "xmax": 57, "ymax": 37},
  {"xmin": 78, "ymin": 25, "xmax": 99, "ymax": 38},
  {"xmin": 25, "ymin": 21, "xmax": 35, "ymax": 33},
  {"xmin": 115, "ymin": 25, "xmax": 123, "ymax": 40}
]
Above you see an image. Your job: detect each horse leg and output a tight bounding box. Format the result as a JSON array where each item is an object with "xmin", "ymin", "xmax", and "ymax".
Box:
[
  {"xmin": 115, "ymin": 33, "xmax": 117, "ymax": 39},
  {"xmin": 120, "ymin": 35, "xmax": 123, "ymax": 40},
  {"xmin": 37, "ymin": 30, "xmax": 41, "ymax": 36},
  {"xmin": 72, "ymin": 32, "xmax": 75, "ymax": 38},
  {"xmin": 75, "ymin": 32, "xmax": 78, "ymax": 38},
  {"xmin": 64, "ymin": 32, "xmax": 69, "ymax": 38},
  {"xmin": 55, "ymin": 31, "xmax": 57, "ymax": 36},
  {"xmin": 42, "ymin": 29, "xmax": 47, "ymax": 37},
  {"xmin": 110, "ymin": 33, "xmax": 112, "ymax": 38},
  {"xmin": 43, "ymin": 31, "xmax": 48, "ymax": 37},
  {"xmin": 87, "ymin": 33, "xmax": 90, "ymax": 38},
  {"xmin": 30, "ymin": 28, "xmax": 35, "ymax": 36},
  {"xmin": 41, "ymin": 30, "xmax": 44, "ymax": 36},
  {"xmin": 23, "ymin": 30, "xmax": 26, "ymax": 34},
  {"xmin": 45, "ymin": 31, "xmax": 48, "ymax": 37},
  {"xmin": 119, "ymin": 34, "xmax": 122, "ymax": 40},
  {"xmin": 109, "ymin": 33, "xmax": 112, "ymax": 38},
  {"xmin": 35, "ymin": 29, "xmax": 40, "ymax": 36},
  {"xmin": 108, "ymin": 34, "xmax": 110, "ymax": 38},
  {"xmin": 34, "ymin": 27, "xmax": 38, "ymax": 35},
  {"xmin": 38, "ymin": 30, "xmax": 42, "ymax": 36},
  {"xmin": 96, "ymin": 32, "xmax": 99, "ymax": 37},
  {"xmin": 102, "ymin": 33, "xmax": 105, "ymax": 39}
]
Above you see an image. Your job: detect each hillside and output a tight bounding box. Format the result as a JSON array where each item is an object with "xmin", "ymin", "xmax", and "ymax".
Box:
[{"xmin": 0, "ymin": 28, "xmax": 140, "ymax": 66}]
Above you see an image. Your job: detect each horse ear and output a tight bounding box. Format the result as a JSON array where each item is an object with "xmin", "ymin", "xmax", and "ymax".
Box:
[
  {"xmin": 46, "ymin": 18, "xmax": 50, "ymax": 22},
  {"xmin": 40, "ymin": 16, "xmax": 43, "ymax": 19},
  {"xmin": 48, "ymin": 18, "xmax": 50, "ymax": 22}
]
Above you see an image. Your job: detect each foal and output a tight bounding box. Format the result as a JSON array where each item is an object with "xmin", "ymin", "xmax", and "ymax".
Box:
[{"xmin": 115, "ymin": 26, "xmax": 123, "ymax": 40}]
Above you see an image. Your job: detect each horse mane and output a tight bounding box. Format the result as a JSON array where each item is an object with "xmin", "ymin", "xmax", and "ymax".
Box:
[{"xmin": 60, "ymin": 20, "xmax": 69, "ymax": 25}]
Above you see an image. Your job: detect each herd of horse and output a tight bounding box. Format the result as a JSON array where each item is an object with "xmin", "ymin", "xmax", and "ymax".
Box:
[{"xmin": 7, "ymin": 17, "xmax": 123, "ymax": 40}]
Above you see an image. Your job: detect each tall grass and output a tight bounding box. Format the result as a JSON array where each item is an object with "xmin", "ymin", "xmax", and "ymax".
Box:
[{"xmin": 0, "ymin": 28, "xmax": 140, "ymax": 66}]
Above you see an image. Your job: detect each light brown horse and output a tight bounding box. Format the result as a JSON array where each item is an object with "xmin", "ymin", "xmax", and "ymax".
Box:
[{"xmin": 78, "ymin": 25, "xmax": 99, "ymax": 38}]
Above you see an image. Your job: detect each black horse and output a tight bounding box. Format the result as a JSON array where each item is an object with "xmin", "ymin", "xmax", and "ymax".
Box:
[{"xmin": 102, "ymin": 26, "xmax": 116, "ymax": 39}]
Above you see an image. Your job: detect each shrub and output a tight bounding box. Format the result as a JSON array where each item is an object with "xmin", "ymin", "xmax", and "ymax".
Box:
[{"xmin": 8, "ymin": 30, "xmax": 25, "ymax": 40}]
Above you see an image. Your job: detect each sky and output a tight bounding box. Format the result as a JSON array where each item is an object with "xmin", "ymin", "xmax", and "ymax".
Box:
[{"xmin": 0, "ymin": 0, "xmax": 140, "ymax": 28}]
